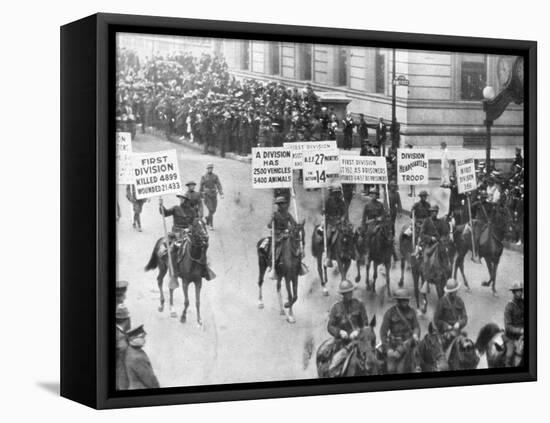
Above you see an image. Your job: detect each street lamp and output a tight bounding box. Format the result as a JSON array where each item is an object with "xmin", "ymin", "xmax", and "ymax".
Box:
[{"xmin": 482, "ymin": 86, "xmax": 496, "ymax": 174}]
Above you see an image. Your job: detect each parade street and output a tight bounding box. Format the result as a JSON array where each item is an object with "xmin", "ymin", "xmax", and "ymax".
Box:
[{"xmin": 117, "ymin": 133, "xmax": 524, "ymax": 388}]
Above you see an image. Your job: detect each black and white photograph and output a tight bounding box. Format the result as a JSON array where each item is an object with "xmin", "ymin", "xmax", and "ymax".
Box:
[{"xmin": 114, "ymin": 31, "xmax": 527, "ymax": 390}]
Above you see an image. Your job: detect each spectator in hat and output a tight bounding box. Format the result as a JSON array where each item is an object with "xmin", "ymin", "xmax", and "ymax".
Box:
[
  {"xmin": 357, "ymin": 113, "xmax": 369, "ymax": 145},
  {"xmin": 375, "ymin": 117, "xmax": 387, "ymax": 156},
  {"xmin": 116, "ymin": 305, "xmax": 131, "ymax": 390},
  {"xmin": 124, "ymin": 325, "xmax": 160, "ymax": 389},
  {"xmin": 504, "ymin": 282, "xmax": 524, "ymax": 367},
  {"xmin": 342, "ymin": 111, "xmax": 355, "ymax": 150}
]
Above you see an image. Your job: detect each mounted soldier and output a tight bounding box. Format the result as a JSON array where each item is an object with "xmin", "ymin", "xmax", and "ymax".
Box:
[
  {"xmin": 361, "ymin": 188, "xmax": 386, "ymax": 237},
  {"xmin": 159, "ymin": 193, "xmax": 197, "ymax": 239},
  {"xmin": 324, "ymin": 183, "xmax": 348, "ymax": 267},
  {"xmin": 504, "ymin": 282, "xmax": 524, "ymax": 367},
  {"xmin": 433, "ymin": 278, "xmax": 468, "ymax": 350},
  {"xmin": 316, "ymin": 280, "xmax": 378, "ymax": 377},
  {"xmin": 379, "ymin": 288, "xmax": 421, "ymax": 374},
  {"xmin": 471, "ymin": 189, "xmax": 494, "ymax": 224}
]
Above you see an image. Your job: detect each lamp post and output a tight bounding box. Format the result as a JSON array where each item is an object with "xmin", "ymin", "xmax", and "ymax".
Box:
[{"xmin": 482, "ymin": 86, "xmax": 495, "ymax": 174}]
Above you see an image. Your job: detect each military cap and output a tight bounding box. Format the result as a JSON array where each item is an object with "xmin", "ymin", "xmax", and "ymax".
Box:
[
  {"xmin": 444, "ymin": 278, "xmax": 460, "ymax": 293},
  {"xmin": 509, "ymin": 281, "xmax": 524, "ymax": 291},
  {"xmin": 419, "ymin": 190, "xmax": 429, "ymax": 197},
  {"xmin": 126, "ymin": 324, "xmax": 146, "ymax": 339},
  {"xmin": 394, "ymin": 288, "xmax": 410, "ymax": 300},
  {"xmin": 176, "ymin": 192, "xmax": 190, "ymax": 200},
  {"xmin": 116, "ymin": 280, "xmax": 129, "ymax": 290},
  {"xmin": 338, "ymin": 279, "xmax": 356, "ymax": 294},
  {"xmin": 206, "ymin": 163, "xmax": 214, "ymax": 169},
  {"xmin": 186, "ymin": 181, "xmax": 197, "ymax": 187},
  {"xmin": 429, "ymin": 204, "xmax": 440, "ymax": 211},
  {"xmin": 116, "ymin": 305, "xmax": 130, "ymax": 320},
  {"xmin": 275, "ymin": 196, "xmax": 288, "ymax": 204}
]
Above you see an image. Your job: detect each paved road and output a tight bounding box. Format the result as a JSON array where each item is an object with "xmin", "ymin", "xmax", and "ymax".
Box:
[{"xmin": 117, "ymin": 133, "xmax": 524, "ymax": 388}]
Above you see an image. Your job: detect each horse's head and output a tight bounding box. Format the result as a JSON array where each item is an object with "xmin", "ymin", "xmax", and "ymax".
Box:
[
  {"xmin": 454, "ymin": 334, "xmax": 480, "ymax": 370},
  {"xmin": 419, "ymin": 323, "xmax": 449, "ymax": 372},
  {"xmin": 356, "ymin": 316, "xmax": 379, "ymax": 375},
  {"xmin": 190, "ymin": 218, "xmax": 209, "ymax": 248}
]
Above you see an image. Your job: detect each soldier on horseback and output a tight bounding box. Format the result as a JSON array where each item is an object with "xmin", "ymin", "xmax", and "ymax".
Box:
[
  {"xmin": 324, "ymin": 183, "xmax": 348, "ymax": 267},
  {"xmin": 405, "ymin": 190, "xmax": 431, "ymax": 246},
  {"xmin": 184, "ymin": 181, "xmax": 204, "ymax": 219},
  {"xmin": 433, "ymin": 278, "xmax": 468, "ymax": 350},
  {"xmin": 323, "ymin": 280, "xmax": 371, "ymax": 376},
  {"xmin": 471, "ymin": 189, "xmax": 494, "ymax": 223},
  {"xmin": 361, "ymin": 188, "xmax": 386, "ymax": 236},
  {"xmin": 504, "ymin": 282, "xmax": 524, "ymax": 367},
  {"xmin": 380, "ymin": 288, "xmax": 420, "ymax": 374},
  {"xmin": 159, "ymin": 193, "xmax": 197, "ymax": 238},
  {"xmin": 419, "ymin": 205, "xmax": 448, "ymax": 247}
]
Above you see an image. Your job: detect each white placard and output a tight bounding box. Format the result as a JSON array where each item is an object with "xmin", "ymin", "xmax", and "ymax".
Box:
[
  {"xmin": 116, "ymin": 132, "xmax": 134, "ymax": 184},
  {"xmin": 456, "ymin": 158, "xmax": 477, "ymax": 193},
  {"xmin": 131, "ymin": 150, "xmax": 183, "ymax": 199},
  {"xmin": 302, "ymin": 149, "xmax": 340, "ymax": 188},
  {"xmin": 397, "ymin": 149, "xmax": 429, "ymax": 185},
  {"xmin": 251, "ymin": 147, "xmax": 293, "ymax": 189},
  {"xmin": 283, "ymin": 140, "xmax": 337, "ymax": 169},
  {"xmin": 339, "ymin": 155, "xmax": 388, "ymax": 184}
]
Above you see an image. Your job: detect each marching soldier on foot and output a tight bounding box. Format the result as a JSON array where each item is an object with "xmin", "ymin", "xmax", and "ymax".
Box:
[
  {"xmin": 504, "ymin": 282, "xmax": 524, "ymax": 367},
  {"xmin": 433, "ymin": 278, "xmax": 468, "ymax": 350},
  {"xmin": 199, "ymin": 163, "xmax": 224, "ymax": 230},
  {"xmin": 126, "ymin": 184, "xmax": 147, "ymax": 232},
  {"xmin": 185, "ymin": 181, "xmax": 204, "ymax": 219},
  {"xmin": 380, "ymin": 288, "xmax": 420, "ymax": 374}
]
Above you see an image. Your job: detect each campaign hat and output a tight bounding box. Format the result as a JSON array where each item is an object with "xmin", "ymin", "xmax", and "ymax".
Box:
[
  {"xmin": 126, "ymin": 324, "xmax": 146, "ymax": 339},
  {"xmin": 509, "ymin": 281, "xmax": 524, "ymax": 291},
  {"xmin": 115, "ymin": 305, "xmax": 130, "ymax": 320},
  {"xmin": 444, "ymin": 278, "xmax": 460, "ymax": 293},
  {"xmin": 338, "ymin": 279, "xmax": 356, "ymax": 294},
  {"xmin": 419, "ymin": 190, "xmax": 429, "ymax": 197},
  {"xmin": 275, "ymin": 196, "xmax": 288, "ymax": 204},
  {"xmin": 186, "ymin": 180, "xmax": 197, "ymax": 187},
  {"xmin": 394, "ymin": 288, "xmax": 410, "ymax": 300}
]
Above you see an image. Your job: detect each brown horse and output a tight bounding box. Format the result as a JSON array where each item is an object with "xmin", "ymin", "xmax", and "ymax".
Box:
[
  {"xmin": 316, "ymin": 316, "xmax": 379, "ymax": 377},
  {"xmin": 355, "ymin": 218, "xmax": 393, "ymax": 296},
  {"xmin": 417, "ymin": 323, "xmax": 449, "ymax": 372},
  {"xmin": 145, "ymin": 218, "xmax": 210, "ymax": 325},
  {"xmin": 446, "ymin": 333, "xmax": 480, "ymax": 370},
  {"xmin": 398, "ymin": 224, "xmax": 424, "ymax": 310},
  {"xmin": 256, "ymin": 221, "xmax": 305, "ymax": 323},
  {"xmin": 452, "ymin": 206, "xmax": 513, "ymax": 295},
  {"xmin": 311, "ymin": 220, "xmax": 356, "ymax": 295}
]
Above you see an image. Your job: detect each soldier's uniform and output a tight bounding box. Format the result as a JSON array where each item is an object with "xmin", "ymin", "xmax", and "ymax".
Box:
[
  {"xmin": 380, "ymin": 295, "xmax": 420, "ymax": 373},
  {"xmin": 388, "ymin": 185, "xmax": 402, "ymax": 236},
  {"xmin": 504, "ymin": 286, "xmax": 524, "ymax": 367},
  {"xmin": 160, "ymin": 199, "xmax": 197, "ymax": 236},
  {"xmin": 115, "ymin": 305, "xmax": 131, "ymax": 391},
  {"xmin": 433, "ymin": 291, "xmax": 468, "ymax": 349},
  {"xmin": 126, "ymin": 184, "xmax": 147, "ymax": 230},
  {"xmin": 471, "ymin": 199, "xmax": 494, "ymax": 223},
  {"xmin": 327, "ymin": 298, "xmax": 369, "ymax": 340},
  {"xmin": 419, "ymin": 216, "xmax": 449, "ymax": 247},
  {"xmin": 412, "ymin": 199, "xmax": 431, "ymax": 221},
  {"xmin": 267, "ymin": 206, "xmax": 297, "ymax": 264},
  {"xmin": 361, "ymin": 198, "xmax": 385, "ymax": 230},
  {"xmin": 200, "ymin": 167, "xmax": 223, "ymax": 229}
]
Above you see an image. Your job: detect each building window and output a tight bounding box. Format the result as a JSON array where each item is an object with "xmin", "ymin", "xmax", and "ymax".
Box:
[
  {"xmin": 337, "ymin": 47, "xmax": 348, "ymax": 86},
  {"xmin": 298, "ymin": 44, "xmax": 312, "ymax": 80},
  {"xmin": 271, "ymin": 43, "xmax": 280, "ymax": 75},
  {"xmin": 375, "ymin": 49, "xmax": 385, "ymax": 94},
  {"xmin": 460, "ymin": 55, "xmax": 487, "ymax": 100},
  {"xmin": 241, "ymin": 41, "xmax": 250, "ymax": 70}
]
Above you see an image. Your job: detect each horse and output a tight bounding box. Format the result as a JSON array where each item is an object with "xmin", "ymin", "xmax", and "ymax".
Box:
[
  {"xmin": 475, "ymin": 323, "xmax": 524, "ymax": 368},
  {"xmin": 379, "ymin": 337, "xmax": 421, "ymax": 375},
  {"xmin": 452, "ymin": 205, "xmax": 513, "ymax": 295},
  {"xmin": 311, "ymin": 219, "xmax": 356, "ymax": 295},
  {"xmin": 256, "ymin": 220, "xmax": 305, "ymax": 323},
  {"xmin": 355, "ymin": 217, "xmax": 393, "ymax": 296},
  {"xmin": 446, "ymin": 333, "xmax": 480, "ymax": 370},
  {"xmin": 316, "ymin": 316, "xmax": 379, "ymax": 377},
  {"xmin": 145, "ymin": 218, "xmax": 210, "ymax": 325},
  {"xmin": 417, "ymin": 323, "xmax": 449, "ymax": 372}
]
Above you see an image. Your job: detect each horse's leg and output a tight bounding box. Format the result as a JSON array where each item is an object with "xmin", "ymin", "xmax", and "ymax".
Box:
[
  {"xmin": 385, "ymin": 260, "xmax": 391, "ymax": 297},
  {"xmin": 276, "ymin": 277, "xmax": 285, "ymax": 315},
  {"xmin": 365, "ymin": 258, "xmax": 371, "ymax": 291},
  {"xmin": 355, "ymin": 253, "xmax": 362, "ymax": 284},
  {"xmin": 287, "ymin": 277, "xmax": 298, "ymax": 324},
  {"xmin": 195, "ymin": 280, "xmax": 203, "ymax": 325},
  {"xmin": 372, "ymin": 261, "xmax": 378, "ymax": 293},
  {"xmin": 258, "ymin": 255, "xmax": 266, "ymax": 309},
  {"xmin": 157, "ymin": 262, "xmax": 167, "ymax": 312},
  {"xmin": 180, "ymin": 281, "xmax": 190, "ymax": 323},
  {"xmin": 399, "ymin": 254, "xmax": 406, "ymax": 287},
  {"xmin": 412, "ymin": 265, "xmax": 420, "ymax": 310},
  {"xmin": 455, "ymin": 251, "xmax": 471, "ymax": 291},
  {"xmin": 436, "ymin": 278, "xmax": 444, "ymax": 299},
  {"xmin": 169, "ymin": 286, "xmax": 177, "ymax": 318},
  {"xmin": 491, "ymin": 257, "xmax": 501, "ymax": 296},
  {"xmin": 481, "ymin": 257, "xmax": 492, "ymax": 288},
  {"xmin": 317, "ymin": 254, "xmax": 328, "ymax": 296}
]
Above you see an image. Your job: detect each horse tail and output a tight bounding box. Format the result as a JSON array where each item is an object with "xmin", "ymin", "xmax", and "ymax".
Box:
[
  {"xmin": 144, "ymin": 238, "xmax": 163, "ymax": 272},
  {"xmin": 475, "ymin": 323, "xmax": 502, "ymax": 354}
]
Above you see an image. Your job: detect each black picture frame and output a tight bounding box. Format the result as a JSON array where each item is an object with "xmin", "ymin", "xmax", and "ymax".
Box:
[{"xmin": 60, "ymin": 13, "xmax": 537, "ymax": 409}]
